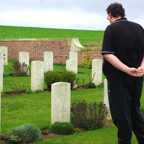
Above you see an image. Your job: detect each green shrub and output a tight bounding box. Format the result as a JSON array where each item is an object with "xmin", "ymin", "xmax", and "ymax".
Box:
[
  {"xmin": 3, "ymin": 73, "xmax": 9, "ymax": 77},
  {"xmin": 9, "ymin": 135, "xmax": 21, "ymax": 143},
  {"xmin": 71, "ymin": 100, "xmax": 108, "ymax": 130},
  {"xmin": 74, "ymin": 128, "xmax": 81, "ymax": 133},
  {"xmin": 86, "ymin": 83, "xmax": 96, "ymax": 88},
  {"xmin": 26, "ymin": 90, "xmax": 34, "ymax": 94},
  {"xmin": 9, "ymin": 123, "xmax": 41, "ymax": 143},
  {"xmin": 82, "ymin": 54, "xmax": 92, "ymax": 69},
  {"xmin": 49, "ymin": 122, "xmax": 74, "ymax": 135},
  {"xmin": 44, "ymin": 71, "xmax": 60, "ymax": 91},
  {"xmin": 60, "ymin": 70, "xmax": 78, "ymax": 90},
  {"xmin": 35, "ymin": 90, "xmax": 43, "ymax": 93},
  {"xmin": 44, "ymin": 70, "xmax": 78, "ymax": 91},
  {"xmin": 96, "ymin": 83, "xmax": 104, "ymax": 88}
]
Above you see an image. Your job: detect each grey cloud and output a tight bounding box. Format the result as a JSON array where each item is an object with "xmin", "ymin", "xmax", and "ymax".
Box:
[
  {"xmin": 1, "ymin": 0, "xmax": 144, "ymax": 16},
  {"xmin": 0, "ymin": 0, "xmax": 144, "ymax": 30}
]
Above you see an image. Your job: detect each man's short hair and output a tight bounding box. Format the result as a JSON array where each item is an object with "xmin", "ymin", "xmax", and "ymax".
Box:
[{"xmin": 106, "ymin": 3, "xmax": 125, "ymax": 18}]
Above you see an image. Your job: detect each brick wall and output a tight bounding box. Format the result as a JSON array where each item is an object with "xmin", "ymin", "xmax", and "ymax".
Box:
[
  {"xmin": 78, "ymin": 50, "xmax": 102, "ymax": 66},
  {"xmin": 0, "ymin": 39, "xmax": 103, "ymax": 66}
]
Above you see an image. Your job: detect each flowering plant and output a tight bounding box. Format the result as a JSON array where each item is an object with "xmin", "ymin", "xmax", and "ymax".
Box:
[{"xmin": 9, "ymin": 61, "xmax": 29, "ymax": 77}]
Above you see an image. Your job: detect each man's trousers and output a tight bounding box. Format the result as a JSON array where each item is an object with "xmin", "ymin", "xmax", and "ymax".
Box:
[{"xmin": 108, "ymin": 76, "xmax": 144, "ymax": 144}]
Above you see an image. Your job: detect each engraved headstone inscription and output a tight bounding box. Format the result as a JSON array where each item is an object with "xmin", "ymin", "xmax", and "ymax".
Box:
[{"xmin": 51, "ymin": 82, "xmax": 70, "ymax": 124}]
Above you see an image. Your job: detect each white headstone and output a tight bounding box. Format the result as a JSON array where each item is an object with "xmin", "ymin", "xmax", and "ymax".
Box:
[
  {"xmin": 51, "ymin": 82, "xmax": 70, "ymax": 124},
  {"xmin": 69, "ymin": 51, "xmax": 78, "ymax": 72},
  {"xmin": 69, "ymin": 51, "xmax": 77, "ymax": 61},
  {"xmin": 19, "ymin": 52, "xmax": 29, "ymax": 75},
  {"xmin": 44, "ymin": 51, "xmax": 53, "ymax": 73},
  {"xmin": 0, "ymin": 46, "xmax": 8, "ymax": 66},
  {"xmin": 104, "ymin": 79, "xmax": 112, "ymax": 120},
  {"xmin": 92, "ymin": 59, "xmax": 102, "ymax": 86},
  {"xmin": 31, "ymin": 61, "xmax": 44, "ymax": 92},
  {"xmin": 66, "ymin": 60, "xmax": 77, "ymax": 74},
  {"xmin": 0, "ymin": 53, "xmax": 3, "ymax": 92},
  {"xmin": 67, "ymin": 53, "xmax": 78, "ymax": 88}
]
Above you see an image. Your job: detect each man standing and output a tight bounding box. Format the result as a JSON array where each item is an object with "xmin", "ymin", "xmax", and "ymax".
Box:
[{"xmin": 102, "ymin": 3, "xmax": 144, "ymax": 144}]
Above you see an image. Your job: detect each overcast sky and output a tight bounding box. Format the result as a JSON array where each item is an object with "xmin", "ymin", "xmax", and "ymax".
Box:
[{"xmin": 0, "ymin": 0, "xmax": 144, "ymax": 30}]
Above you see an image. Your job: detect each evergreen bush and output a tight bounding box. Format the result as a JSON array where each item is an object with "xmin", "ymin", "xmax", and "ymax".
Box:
[
  {"xmin": 82, "ymin": 54, "xmax": 92, "ymax": 69},
  {"xmin": 9, "ymin": 135, "xmax": 21, "ymax": 143},
  {"xmin": 44, "ymin": 71, "xmax": 60, "ymax": 91},
  {"xmin": 44, "ymin": 70, "xmax": 78, "ymax": 91},
  {"xmin": 3, "ymin": 73, "xmax": 9, "ymax": 77},
  {"xmin": 9, "ymin": 123, "xmax": 41, "ymax": 143},
  {"xmin": 86, "ymin": 83, "xmax": 96, "ymax": 88},
  {"xmin": 71, "ymin": 100, "xmax": 108, "ymax": 130},
  {"xmin": 25, "ymin": 90, "xmax": 34, "ymax": 94},
  {"xmin": 60, "ymin": 70, "xmax": 78, "ymax": 90},
  {"xmin": 35, "ymin": 90, "xmax": 43, "ymax": 93},
  {"xmin": 49, "ymin": 122, "xmax": 74, "ymax": 135},
  {"xmin": 96, "ymin": 83, "xmax": 104, "ymax": 88}
]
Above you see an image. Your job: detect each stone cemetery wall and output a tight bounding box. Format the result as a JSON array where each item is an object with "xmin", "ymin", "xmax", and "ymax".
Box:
[{"xmin": 0, "ymin": 38, "xmax": 102, "ymax": 66}]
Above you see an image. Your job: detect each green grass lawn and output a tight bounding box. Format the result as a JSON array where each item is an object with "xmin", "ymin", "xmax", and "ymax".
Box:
[
  {"xmin": 33, "ymin": 126, "xmax": 138, "ymax": 144},
  {"xmin": 0, "ymin": 26, "xmax": 104, "ymax": 46},
  {"xmin": 2, "ymin": 61, "xmax": 144, "ymax": 144}
]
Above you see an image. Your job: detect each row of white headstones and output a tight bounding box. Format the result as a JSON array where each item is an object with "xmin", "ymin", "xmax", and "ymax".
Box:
[
  {"xmin": 0, "ymin": 49, "xmax": 103, "ymax": 92},
  {"xmin": 0, "ymin": 46, "xmax": 111, "ymax": 132}
]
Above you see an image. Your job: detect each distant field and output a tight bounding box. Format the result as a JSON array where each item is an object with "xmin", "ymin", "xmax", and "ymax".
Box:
[{"xmin": 0, "ymin": 25, "xmax": 104, "ymax": 46}]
